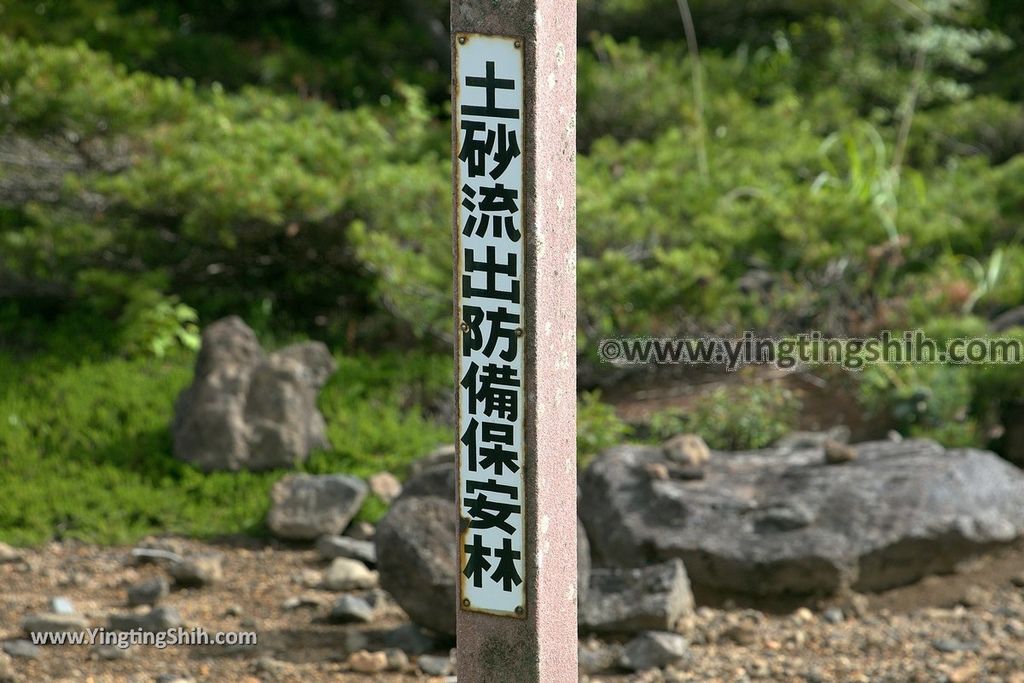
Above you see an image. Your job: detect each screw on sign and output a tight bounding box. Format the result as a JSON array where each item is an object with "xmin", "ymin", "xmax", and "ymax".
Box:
[{"xmin": 452, "ymin": 1, "xmax": 578, "ymax": 681}]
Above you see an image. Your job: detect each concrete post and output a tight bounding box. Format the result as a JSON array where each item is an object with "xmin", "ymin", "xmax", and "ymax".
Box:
[{"xmin": 451, "ymin": 1, "xmax": 577, "ymax": 681}]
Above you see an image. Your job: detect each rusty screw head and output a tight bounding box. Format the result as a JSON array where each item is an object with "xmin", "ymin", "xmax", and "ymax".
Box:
[
  {"xmin": 515, "ymin": 606, "xmax": 524, "ymax": 616},
  {"xmin": 460, "ymin": 321, "xmax": 470, "ymax": 333},
  {"xmin": 462, "ymin": 598, "xmax": 471, "ymax": 607},
  {"xmin": 515, "ymin": 327, "xmax": 524, "ymax": 337},
  {"xmin": 458, "ymin": 36, "xmax": 467, "ymax": 44},
  {"xmin": 514, "ymin": 40, "xmax": 521, "ymax": 48}
]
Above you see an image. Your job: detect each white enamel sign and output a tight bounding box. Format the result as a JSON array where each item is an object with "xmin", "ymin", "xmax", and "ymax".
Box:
[{"xmin": 454, "ymin": 33, "xmax": 526, "ymax": 617}]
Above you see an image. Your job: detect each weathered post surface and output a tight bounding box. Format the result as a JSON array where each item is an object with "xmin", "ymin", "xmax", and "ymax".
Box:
[{"xmin": 451, "ymin": 1, "xmax": 578, "ymax": 681}]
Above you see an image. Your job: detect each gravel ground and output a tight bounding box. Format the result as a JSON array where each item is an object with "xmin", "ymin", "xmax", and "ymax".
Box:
[{"xmin": 1, "ymin": 537, "xmax": 1022, "ymax": 682}]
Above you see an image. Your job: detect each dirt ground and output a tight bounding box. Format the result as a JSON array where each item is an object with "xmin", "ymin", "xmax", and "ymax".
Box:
[{"xmin": 1, "ymin": 536, "xmax": 1023, "ymax": 682}]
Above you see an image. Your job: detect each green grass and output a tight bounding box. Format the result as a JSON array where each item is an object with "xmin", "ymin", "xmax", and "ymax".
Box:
[{"xmin": 0, "ymin": 348, "xmax": 451, "ymax": 546}]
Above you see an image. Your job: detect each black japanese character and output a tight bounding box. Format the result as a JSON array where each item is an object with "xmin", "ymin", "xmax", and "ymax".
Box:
[
  {"xmin": 462, "ymin": 183, "xmax": 521, "ymax": 241},
  {"xmin": 491, "ymin": 537, "xmax": 523, "ymax": 592},
  {"xmin": 458, "ymin": 120, "xmax": 489, "ymax": 178},
  {"xmin": 464, "ymin": 478, "xmax": 520, "ymax": 534},
  {"xmin": 461, "ymin": 305, "xmax": 486, "ymax": 356},
  {"xmin": 462, "ymin": 246, "xmax": 520, "ymax": 303},
  {"xmin": 462, "ymin": 418, "xmax": 516, "ymax": 473},
  {"xmin": 483, "ymin": 306, "xmax": 520, "ymax": 362},
  {"xmin": 487, "ymin": 124, "xmax": 521, "ymax": 179},
  {"xmin": 461, "ymin": 61, "xmax": 520, "ymax": 120},
  {"xmin": 479, "ymin": 362, "xmax": 520, "ymax": 421},
  {"xmin": 458, "ymin": 121, "xmax": 521, "ymax": 180},
  {"xmin": 463, "ymin": 534, "xmax": 493, "ymax": 588}
]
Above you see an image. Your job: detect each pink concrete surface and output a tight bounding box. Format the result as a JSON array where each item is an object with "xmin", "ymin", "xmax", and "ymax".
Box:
[{"xmin": 451, "ymin": 1, "xmax": 578, "ymax": 681}]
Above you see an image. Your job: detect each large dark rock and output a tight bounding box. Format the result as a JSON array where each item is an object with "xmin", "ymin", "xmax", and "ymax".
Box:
[
  {"xmin": 172, "ymin": 316, "xmax": 336, "ymax": 471},
  {"xmin": 266, "ymin": 474, "xmax": 367, "ymax": 541},
  {"xmin": 378, "ymin": 458, "xmax": 592, "ymax": 634},
  {"xmin": 580, "ymin": 440, "xmax": 1024, "ymax": 598},
  {"xmin": 376, "ymin": 496, "xmax": 458, "ymax": 636}
]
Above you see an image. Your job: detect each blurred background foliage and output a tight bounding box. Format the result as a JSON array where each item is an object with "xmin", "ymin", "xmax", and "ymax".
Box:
[{"xmin": 1, "ymin": 0, "xmax": 1023, "ymax": 542}]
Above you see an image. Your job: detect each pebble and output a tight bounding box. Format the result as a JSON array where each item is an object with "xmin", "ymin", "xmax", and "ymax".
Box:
[
  {"xmin": 418, "ymin": 654, "xmax": 453, "ymax": 676},
  {"xmin": 328, "ymin": 595, "xmax": 375, "ymax": 624},
  {"xmin": 347, "ymin": 650, "xmax": 388, "ymax": 674},
  {"xmin": 367, "ymin": 472, "xmax": 403, "ymax": 503},
  {"xmin": 321, "ymin": 557, "xmax": 378, "ymax": 591},
  {"xmin": 109, "ymin": 606, "xmax": 182, "ymax": 633},
  {"xmin": 127, "ymin": 576, "xmax": 170, "ymax": 607},
  {"xmin": 931, "ymin": 637, "xmax": 980, "ymax": 653},
  {"xmin": 620, "ymin": 631, "xmax": 689, "ymax": 671},
  {"xmin": 0, "ymin": 542, "xmax": 21, "ymax": 564},
  {"xmin": 721, "ymin": 624, "xmax": 759, "ymax": 646},
  {"xmin": 384, "ymin": 648, "xmax": 409, "ymax": 671},
  {"xmin": 824, "ymin": 439, "xmax": 857, "ymax": 464},
  {"xmin": 91, "ymin": 644, "xmax": 131, "ymax": 660},
  {"xmin": 823, "ymin": 608, "xmax": 845, "ymax": 625},
  {"xmin": 2, "ymin": 640, "xmax": 40, "ymax": 659},
  {"xmin": 168, "ymin": 553, "xmax": 223, "ymax": 588},
  {"xmin": 315, "ymin": 535, "xmax": 377, "ymax": 565},
  {"xmin": 22, "ymin": 612, "xmax": 89, "ymax": 634},
  {"xmin": 281, "ymin": 594, "xmax": 325, "ymax": 610},
  {"xmin": 346, "ymin": 521, "xmax": 376, "ymax": 541},
  {"xmin": 49, "ymin": 596, "xmax": 76, "ymax": 615}
]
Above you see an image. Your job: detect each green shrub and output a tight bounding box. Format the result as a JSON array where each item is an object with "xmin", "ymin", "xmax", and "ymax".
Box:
[{"xmin": 646, "ymin": 383, "xmax": 799, "ymax": 450}]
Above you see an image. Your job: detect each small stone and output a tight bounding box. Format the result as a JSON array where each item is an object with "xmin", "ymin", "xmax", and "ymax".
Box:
[
  {"xmin": 224, "ymin": 604, "xmax": 243, "ymax": 617},
  {"xmin": 168, "ymin": 553, "xmax": 223, "ymax": 588},
  {"xmin": 620, "ymin": 631, "xmax": 689, "ymax": 671},
  {"xmin": 960, "ymin": 585, "xmax": 988, "ymax": 607},
  {"xmin": 418, "ymin": 654, "xmax": 452, "ymax": 676},
  {"xmin": 721, "ymin": 624, "xmax": 758, "ymax": 646},
  {"xmin": 49, "ymin": 597, "xmax": 75, "ymax": 615},
  {"xmin": 793, "ymin": 607, "xmax": 814, "ymax": 623},
  {"xmin": 328, "ymin": 595, "xmax": 375, "ymax": 624},
  {"xmin": 128, "ymin": 576, "xmax": 170, "ymax": 607},
  {"xmin": 643, "ymin": 463, "xmax": 670, "ymax": 481},
  {"xmin": 368, "ymin": 472, "xmax": 403, "ymax": 503},
  {"xmin": 254, "ymin": 657, "xmax": 289, "ymax": 676},
  {"xmin": 379, "ymin": 623, "xmax": 437, "ymax": 656},
  {"xmin": 155, "ymin": 676, "xmax": 194, "ymax": 683},
  {"xmin": 281, "ymin": 594, "xmax": 324, "ymax": 610},
  {"xmin": 931, "ymin": 638, "xmax": 980, "ymax": 653},
  {"xmin": 822, "ymin": 608, "xmax": 845, "ymax": 624},
  {"xmin": 347, "ymin": 650, "xmax": 388, "ymax": 674},
  {"xmin": 1010, "ymin": 573, "xmax": 1024, "ymax": 588},
  {"xmin": 91, "ymin": 644, "xmax": 131, "ymax": 660},
  {"xmin": 109, "ymin": 606, "xmax": 182, "ymax": 633},
  {"xmin": 578, "ymin": 639, "xmax": 621, "ymax": 674},
  {"xmin": 22, "ymin": 612, "xmax": 88, "ymax": 634},
  {"xmin": 316, "ymin": 535, "xmax": 377, "ymax": 565},
  {"xmin": 947, "ymin": 663, "xmax": 980, "ymax": 683},
  {"xmin": 2, "ymin": 639, "xmax": 40, "ymax": 659},
  {"xmin": 346, "ymin": 521, "xmax": 376, "ymax": 541},
  {"xmin": 0, "ymin": 542, "xmax": 21, "ymax": 564},
  {"xmin": 384, "ymin": 648, "xmax": 409, "ymax": 671},
  {"xmin": 322, "ymin": 558, "xmax": 378, "ymax": 591},
  {"xmin": 824, "ymin": 439, "xmax": 856, "ymax": 464},
  {"xmin": 662, "ymin": 434, "xmax": 711, "ymax": 467},
  {"xmin": 0, "ymin": 651, "xmax": 14, "ymax": 683}
]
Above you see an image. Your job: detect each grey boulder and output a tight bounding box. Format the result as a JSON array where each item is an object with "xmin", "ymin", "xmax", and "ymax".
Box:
[
  {"xmin": 266, "ymin": 474, "xmax": 367, "ymax": 540},
  {"xmin": 172, "ymin": 316, "xmax": 336, "ymax": 472},
  {"xmin": 620, "ymin": 631, "xmax": 689, "ymax": 671},
  {"xmin": 580, "ymin": 559, "xmax": 693, "ymax": 634},
  {"xmin": 580, "ymin": 440, "xmax": 1024, "ymax": 598},
  {"xmin": 376, "ymin": 495, "xmax": 457, "ymax": 636}
]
